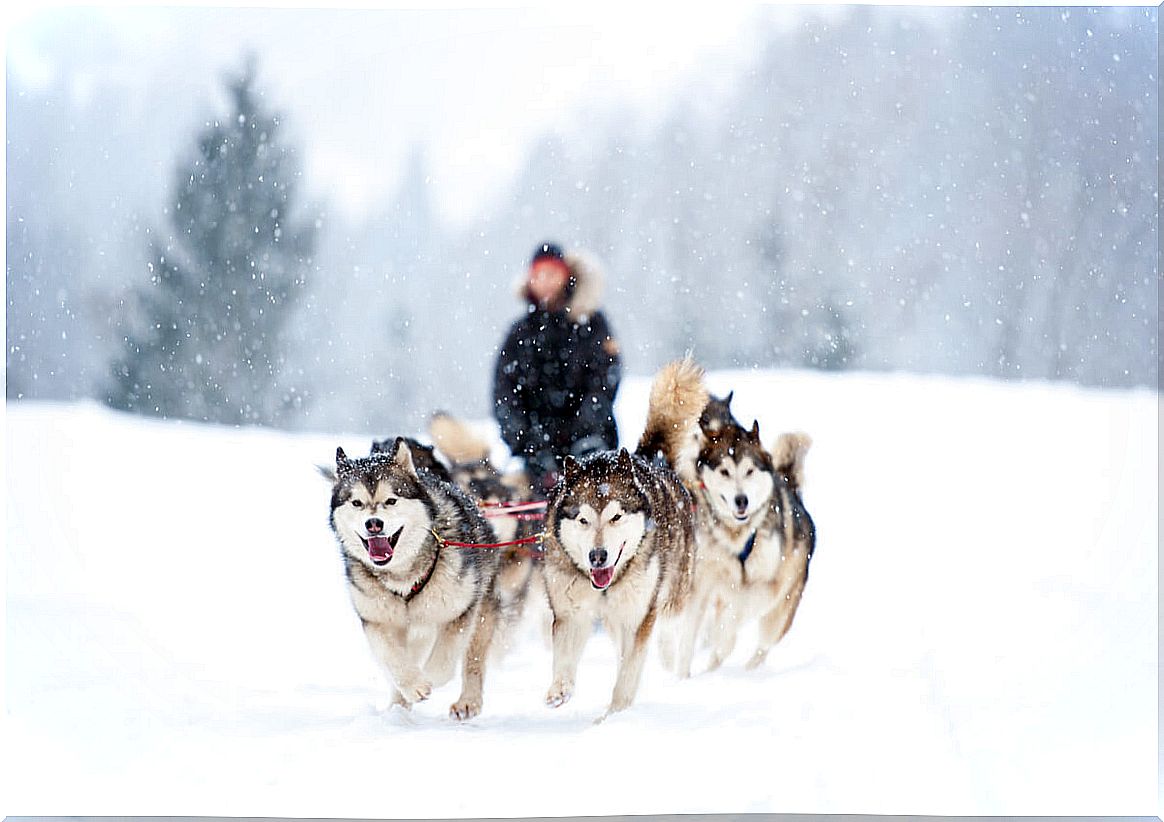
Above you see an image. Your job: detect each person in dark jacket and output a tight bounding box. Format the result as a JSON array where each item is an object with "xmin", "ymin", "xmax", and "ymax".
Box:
[{"xmin": 493, "ymin": 242, "xmax": 622, "ymax": 496}]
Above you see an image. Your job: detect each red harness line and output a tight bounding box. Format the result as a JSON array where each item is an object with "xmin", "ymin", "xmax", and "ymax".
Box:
[
  {"xmin": 427, "ymin": 500, "xmax": 551, "ymax": 558},
  {"xmin": 478, "ymin": 499, "xmax": 547, "ymax": 521},
  {"xmin": 430, "ymin": 528, "xmax": 546, "ymax": 558},
  {"xmin": 477, "ymin": 500, "xmax": 548, "ymax": 512}
]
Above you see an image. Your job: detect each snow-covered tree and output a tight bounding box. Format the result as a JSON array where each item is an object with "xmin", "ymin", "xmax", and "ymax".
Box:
[{"xmin": 106, "ymin": 58, "xmax": 316, "ymax": 425}]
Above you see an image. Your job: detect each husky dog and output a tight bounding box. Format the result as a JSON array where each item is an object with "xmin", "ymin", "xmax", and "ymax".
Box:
[
  {"xmin": 695, "ymin": 423, "xmax": 816, "ymax": 673},
  {"xmin": 656, "ymin": 379, "xmax": 817, "ymax": 676},
  {"xmin": 327, "ymin": 438, "xmax": 501, "ymax": 720},
  {"xmin": 698, "ymin": 391, "xmax": 737, "ymax": 437},
  {"xmin": 428, "ymin": 412, "xmax": 532, "ymax": 543},
  {"xmin": 539, "ymin": 358, "xmax": 705, "ymax": 716},
  {"xmin": 427, "ymin": 411, "xmax": 541, "ymax": 646},
  {"xmin": 370, "ymin": 436, "xmax": 453, "ymax": 484}
]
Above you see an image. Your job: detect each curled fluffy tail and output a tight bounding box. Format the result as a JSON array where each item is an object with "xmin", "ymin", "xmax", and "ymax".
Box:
[
  {"xmin": 771, "ymin": 432, "xmax": 812, "ymax": 490},
  {"xmin": 428, "ymin": 411, "xmax": 491, "ymax": 464},
  {"xmin": 635, "ymin": 356, "xmax": 708, "ymax": 469}
]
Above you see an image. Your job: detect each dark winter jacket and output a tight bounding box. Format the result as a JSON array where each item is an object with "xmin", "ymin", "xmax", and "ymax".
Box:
[{"xmin": 492, "ymin": 251, "xmax": 621, "ymax": 488}]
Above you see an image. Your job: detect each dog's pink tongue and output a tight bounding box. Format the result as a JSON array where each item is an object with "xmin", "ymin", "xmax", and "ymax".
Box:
[
  {"xmin": 366, "ymin": 536, "xmax": 394, "ymax": 562},
  {"xmin": 590, "ymin": 566, "xmax": 614, "ymax": 589}
]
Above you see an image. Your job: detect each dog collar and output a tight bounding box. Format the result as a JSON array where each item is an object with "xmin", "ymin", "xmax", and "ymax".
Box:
[
  {"xmin": 738, "ymin": 531, "xmax": 757, "ymax": 565},
  {"xmin": 404, "ymin": 549, "xmax": 441, "ymax": 603}
]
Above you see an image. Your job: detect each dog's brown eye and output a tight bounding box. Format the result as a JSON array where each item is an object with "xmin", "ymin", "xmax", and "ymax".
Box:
[
  {"xmin": 610, "ymin": 513, "xmax": 622, "ymax": 523},
  {"xmin": 578, "ymin": 517, "xmax": 589, "ymax": 526},
  {"xmin": 384, "ymin": 498, "xmax": 397, "ymax": 506},
  {"xmin": 351, "ymin": 499, "xmax": 364, "ymax": 509},
  {"xmin": 746, "ymin": 469, "xmax": 754, "ymax": 477},
  {"xmin": 719, "ymin": 468, "xmax": 730, "ymax": 478}
]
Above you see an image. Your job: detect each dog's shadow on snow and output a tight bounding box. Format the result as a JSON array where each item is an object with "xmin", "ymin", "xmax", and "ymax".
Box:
[
  {"xmin": 351, "ymin": 696, "xmax": 603, "ymax": 734},
  {"xmin": 377, "ymin": 708, "xmax": 606, "ymax": 734},
  {"xmin": 334, "ymin": 655, "xmax": 833, "ymax": 734}
]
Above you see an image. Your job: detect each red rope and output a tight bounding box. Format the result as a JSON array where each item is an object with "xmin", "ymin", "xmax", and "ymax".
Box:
[
  {"xmin": 477, "ymin": 500, "xmax": 547, "ymax": 511},
  {"xmin": 483, "ymin": 511, "xmax": 545, "ymax": 520},
  {"xmin": 431, "ymin": 529, "xmax": 545, "ymax": 551}
]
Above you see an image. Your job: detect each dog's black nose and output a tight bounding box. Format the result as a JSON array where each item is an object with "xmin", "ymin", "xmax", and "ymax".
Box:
[
  {"xmin": 366, "ymin": 518, "xmax": 384, "ymax": 534},
  {"xmin": 589, "ymin": 547, "xmax": 608, "ymax": 568},
  {"xmin": 734, "ymin": 494, "xmax": 748, "ymax": 511}
]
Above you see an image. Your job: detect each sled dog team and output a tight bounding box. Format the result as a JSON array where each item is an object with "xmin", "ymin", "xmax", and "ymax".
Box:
[{"xmin": 324, "ymin": 357, "xmax": 816, "ymax": 721}]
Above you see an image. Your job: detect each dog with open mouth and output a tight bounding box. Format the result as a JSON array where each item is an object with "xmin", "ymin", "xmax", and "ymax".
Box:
[
  {"xmin": 326, "ymin": 438, "xmax": 502, "ymax": 720},
  {"xmin": 538, "ymin": 358, "xmax": 705, "ymax": 717}
]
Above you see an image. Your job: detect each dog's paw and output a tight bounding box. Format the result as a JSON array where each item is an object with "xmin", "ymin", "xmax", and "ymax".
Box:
[
  {"xmin": 449, "ymin": 698, "xmax": 482, "ymax": 721},
  {"xmin": 397, "ymin": 678, "xmax": 433, "ymax": 704},
  {"xmin": 545, "ymin": 682, "xmax": 573, "ymax": 708},
  {"xmin": 744, "ymin": 650, "xmax": 768, "ymax": 671}
]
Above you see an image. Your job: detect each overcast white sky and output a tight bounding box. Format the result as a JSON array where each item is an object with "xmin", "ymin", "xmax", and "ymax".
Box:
[
  {"xmin": 7, "ymin": 1, "xmax": 1153, "ymax": 225},
  {"xmin": 6, "ymin": 2, "xmax": 777, "ymax": 224}
]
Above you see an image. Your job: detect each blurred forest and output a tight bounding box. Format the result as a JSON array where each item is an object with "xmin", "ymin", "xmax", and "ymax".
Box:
[{"xmin": 6, "ymin": 6, "xmax": 1158, "ymax": 434}]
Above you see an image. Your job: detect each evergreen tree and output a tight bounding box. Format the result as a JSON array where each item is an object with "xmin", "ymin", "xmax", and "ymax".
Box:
[{"xmin": 106, "ymin": 57, "xmax": 316, "ymax": 425}]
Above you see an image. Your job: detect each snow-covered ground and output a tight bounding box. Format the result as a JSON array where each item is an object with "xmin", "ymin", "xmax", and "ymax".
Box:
[{"xmin": 4, "ymin": 369, "xmax": 1158, "ymax": 817}]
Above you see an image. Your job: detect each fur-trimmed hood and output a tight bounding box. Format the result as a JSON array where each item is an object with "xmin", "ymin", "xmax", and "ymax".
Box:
[{"xmin": 515, "ymin": 249, "xmax": 606, "ymax": 323}]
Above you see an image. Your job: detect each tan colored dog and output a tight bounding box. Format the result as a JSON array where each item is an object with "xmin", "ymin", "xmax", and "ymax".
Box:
[
  {"xmin": 427, "ymin": 411, "xmax": 543, "ymax": 652},
  {"xmin": 696, "ymin": 427, "xmax": 815, "ymax": 672},
  {"xmin": 651, "ymin": 374, "xmax": 817, "ymax": 675}
]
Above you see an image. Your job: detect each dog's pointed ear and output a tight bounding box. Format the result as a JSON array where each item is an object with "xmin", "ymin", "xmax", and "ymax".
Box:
[
  {"xmin": 617, "ymin": 447, "xmax": 634, "ymax": 471},
  {"xmin": 725, "ymin": 390, "xmax": 734, "ymax": 407},
  {"xmin": 563, "ymin": 455, "xmax": 580, "ymax": 482},
  {"xmin": 334, "ymin": 447, "xmax": 353, "ymax": 480},
  {"xmin": 392, "ymin": 436, "xmax": 418, "ymax": 476},
  {"xmin": 370, "ymin": 438, "xmax": 389, "ymax": 454},
  {"xmin": 749, "ymin": 420, "xmax": 761, "ymax": 442}
]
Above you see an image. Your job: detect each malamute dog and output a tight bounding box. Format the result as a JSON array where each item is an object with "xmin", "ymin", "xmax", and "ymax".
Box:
[
  {"xmin": 327, "ymin": 438, "xmax": 501, "ymax": 720},
  {"xmin": 427, "ymin": 412, "xmax": 534, "ymax": 545},
  {"xmin": 539, "ymin": 358, "xmax": 705, "ymax": 716},
  {"xmin": 427, "ymin": 411, "xmax": 542, "ymax": 647},
  {"xmin": 370, "ymin": 435, "xmax": 453, "ymax": 483},
  {"xmin": 698, "ymin": 390, "xmax": 737, "ymax": 437},
  {"xmin": 657, "ymin": 380, "xmax": 817, "ymax": 675}
]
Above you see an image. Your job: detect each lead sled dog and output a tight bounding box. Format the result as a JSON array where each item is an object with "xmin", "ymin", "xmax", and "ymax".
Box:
[
  {"xmin": 326, "ymin": 438, "xmax": 502, "ymax": 720},
  {"xmin": 652, "ymin": 376, "xmax": 817, "ymax": 676},
  {"xmin": 539, "ymin": 358, "xmax": 705, "ymax": 718}
]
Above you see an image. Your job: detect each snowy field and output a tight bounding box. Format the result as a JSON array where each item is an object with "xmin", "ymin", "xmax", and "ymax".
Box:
[{"xmin": 3, "ymin": 369, "xmax": 1158, "ymax": 817}]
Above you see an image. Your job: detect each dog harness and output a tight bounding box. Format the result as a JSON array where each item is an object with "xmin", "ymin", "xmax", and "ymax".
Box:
[
  {"xmin": 738, "ymin": 531, "xmax": 757, "ymax": 566},
  {"xmin": 695, "ymin": 484, "xmax": 757, "ymax": 567},
  {"xmin": 404, "ymin": 548, "xmax": 441, "ymax": 603}
]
